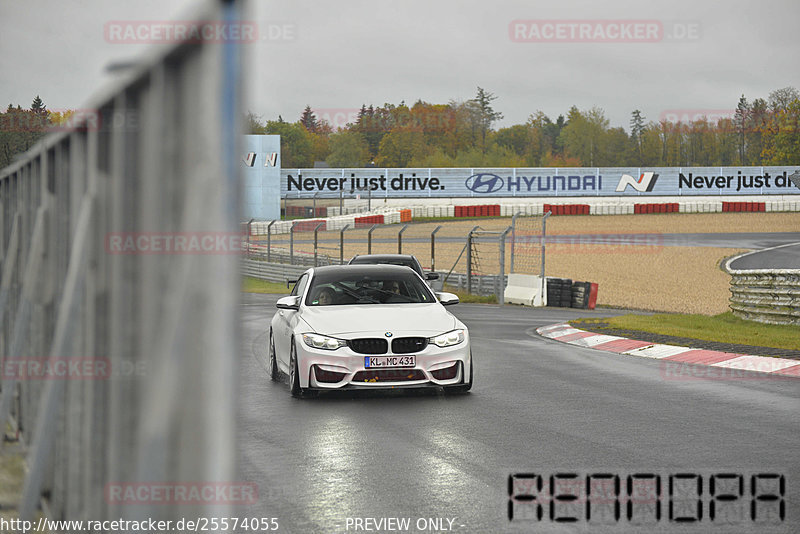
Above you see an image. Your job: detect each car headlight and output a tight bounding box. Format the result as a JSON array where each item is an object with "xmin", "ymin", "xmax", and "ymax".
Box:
[
  {"xmin": 429, "ymin": 329, "xmax": 465, "ymax": 348},
  {"xmin": 302, "ymin": 333, "xmax": 347, "ymax": 350}
]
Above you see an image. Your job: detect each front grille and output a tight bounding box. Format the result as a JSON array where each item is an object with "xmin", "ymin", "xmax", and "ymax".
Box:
[
  {"xmin": 391, "ymin": 337, "xmax": 428, "ymax": 354},
  {"xmin": 348, "ymin": 338, "xmax": 388, "ymax": 355},
  {"xmin": 353, "ymin": 369, "xmax": 426, "ymax": 382},
  {"xmin": 431, "ymin": 363, "xmax": 459, "ymax": 380}
]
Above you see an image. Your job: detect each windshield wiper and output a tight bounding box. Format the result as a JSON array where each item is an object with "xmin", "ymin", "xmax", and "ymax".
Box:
[
  {"xmin": 333, "ymin": 282, "xmax": 381, "ymax": 304},
  {"xmin": 369, "ymin": 287, "xmax": 416, "ymax": 302}
]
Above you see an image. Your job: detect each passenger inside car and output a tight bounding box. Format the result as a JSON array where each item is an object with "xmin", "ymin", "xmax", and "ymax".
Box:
[{"xmin": 312, "ymin": 286, "xmax": 336, "ymax": 305}]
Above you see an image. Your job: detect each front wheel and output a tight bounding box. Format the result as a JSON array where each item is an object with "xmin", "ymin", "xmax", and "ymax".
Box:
[
  {"xmin": 445, "ymin": 355, "xmax": 473, "ymax": 394},
  {"xmin": 289, "ymin": 340, "xmax": 317, "ymax": 398},
  {"xmin": 269, "ymin": 330, "xmax": 280, "ymax": 381}
]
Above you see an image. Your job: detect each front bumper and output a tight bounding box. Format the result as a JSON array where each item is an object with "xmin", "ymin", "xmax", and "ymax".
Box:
[{"xmin": 295, "ymin": 333, "xmax": 471, "ymax": 390}]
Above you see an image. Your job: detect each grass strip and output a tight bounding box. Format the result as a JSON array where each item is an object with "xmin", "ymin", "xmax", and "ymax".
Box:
[
  {"xmin": 442, "ymin": 286, "xmax": 498, "ymax": 304},
  {"xmin": 242, "ymin": 276, "xmax": 292, "ymax": 294},
  {"xmin": 571, "ymin": 312, "xmax": 800, "ymax": 352}
]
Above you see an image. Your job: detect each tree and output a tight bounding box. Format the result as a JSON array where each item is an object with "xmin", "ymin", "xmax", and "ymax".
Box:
[
  {"xmin": 733, "ymin": 95, "xmax": 749, "ymax": 164},
  {"xmin": 470, "ymin": 87, "xmax": 503, "ymax": 152},
  {"xmin": 768, "ymin": 86, "xmax": 800, "ymax": 113},
  {"xmin": 299, "ymin": 105, "xmax": 318, "ymax": 132},
  {"xmin": 746, "ymin": 98, "xmax": 768, "ymax": 164},
  {"xmin": 326, "ymin": 130, "xmax": 370, "ymax": 167},
  {"xmin": 493, "ymin": 124, "xmax": 532, "ymax": 157},
  {"xmin": 761, "ymin": 99, "xmax": 800, "ymax": 164},
  {"xmin": 630, "ymin": 110, "xmax": 645, "ymax": 164},
  {"xmin": 0, "ymin": 98, "xmax": 50, "ymax": 168},
  {"xmin": 30, "ymin": 95, "xmax": 47, "ymax": 115},
  {"xmin": 262, "ymin": 120, "xmax": 314, "ymax": 168},
  {"xmin": 375, "ymin": 128, "xmax": 430, "ymax": 167},
  {"xmin": 558, "ymin": 106, "xmax": 610, "ymax": 166}
]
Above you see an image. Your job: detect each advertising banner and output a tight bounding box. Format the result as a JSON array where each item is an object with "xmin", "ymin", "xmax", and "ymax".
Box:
[{"xmin": 281, "ymin": 167, "xmax": 800, "ymax": 198}]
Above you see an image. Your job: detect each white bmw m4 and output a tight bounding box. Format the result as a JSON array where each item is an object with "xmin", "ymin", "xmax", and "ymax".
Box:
[{"xmin": 268, "ymin": 264, "xmax": 472, "ymax": 397}]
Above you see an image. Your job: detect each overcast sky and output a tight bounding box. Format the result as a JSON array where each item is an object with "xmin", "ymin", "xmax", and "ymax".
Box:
[{"xmin": 2, "ymin": 0, "xmax": 799, "ymax": 131}]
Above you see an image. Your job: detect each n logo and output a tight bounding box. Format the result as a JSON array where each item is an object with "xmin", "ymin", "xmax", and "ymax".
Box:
[
  {"xmin": 243, "ymin": 152, "xmax": 279, "ymax": 167},
  {"xmin": 616, "ymin": 172, "xmax": 659, "ymax": 192}
]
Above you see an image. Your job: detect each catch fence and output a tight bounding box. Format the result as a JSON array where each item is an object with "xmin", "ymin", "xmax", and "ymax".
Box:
[{"xmin": 244, "ymin": 213, "xmax": 549, "ymax": 299}]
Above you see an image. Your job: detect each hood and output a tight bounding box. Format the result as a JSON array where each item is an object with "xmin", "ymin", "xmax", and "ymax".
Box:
[{"xmin": 300, "ymin": 303, "xmax": 456, "ymax": 337}]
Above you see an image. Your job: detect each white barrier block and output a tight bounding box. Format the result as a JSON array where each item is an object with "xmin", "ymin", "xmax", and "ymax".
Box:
[{"xmin": 504, "ymin": 274, "xmax": 545, "ymax": 306}]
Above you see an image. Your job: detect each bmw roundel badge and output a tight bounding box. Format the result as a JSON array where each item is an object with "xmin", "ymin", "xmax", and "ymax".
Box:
[{"xmin": 385, "ymin": 332, "xmax": 393, "ymax": 337}]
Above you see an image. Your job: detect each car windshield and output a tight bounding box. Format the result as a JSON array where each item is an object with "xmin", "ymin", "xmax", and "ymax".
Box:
[{"xmin": 306, "ymin": 269, "xmax": 435, "ymax": 306}]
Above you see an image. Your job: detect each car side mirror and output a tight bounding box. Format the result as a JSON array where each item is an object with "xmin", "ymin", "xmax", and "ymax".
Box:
[
  {"xmin": 436, "ymin": 292, "xmax": 459, "ymax": 306},
  {"xmin": 426, "ymin": 272, "xmax": 440, "ymax": 280},
  {"xmin": 276, "ymin": 295, "xmax": 301, "ymax": 310}
]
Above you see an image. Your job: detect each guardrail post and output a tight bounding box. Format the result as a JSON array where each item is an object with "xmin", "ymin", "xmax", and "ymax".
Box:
[
  {"xmin": 339, "ymin": 224, "xmax": 350, "ymax": 264},
  {"xmin": 397, "ymin": 224, "xmax": 409, "ymax": 254},
  {"xmin": 313, "ymin": 222, "xmax": 324, "ymax": 267},
  {"xmin": 267, "ymin": 220, "xmax": 275, "ymax": 262},
  {"xmin": 466, "ymin": 228, "xmax": 474, "ymax": 294},
  {"xmin": 431, "ymin": 225, "xmax": 442, "ymax": 271},
  {"xmin": 510, "ymin": 212, "xmax": 519, "ymax": 273},
  {"xmin": 368, "ymin": 224, "xmax": 378, "ymax": 254},
  {"xmin": 498, "ymin": 226, "xmax": 512, "ymax": 305},
  {"xmin": 290, "ymin": 220, "xmax": 298, "ymax": 264},
  {"xmin": 541, "ymin": 211, "xmax": 550, "ymax": 295}
]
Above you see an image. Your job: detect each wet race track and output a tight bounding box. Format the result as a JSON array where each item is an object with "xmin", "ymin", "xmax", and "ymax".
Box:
[{"xmin": 237, "ymin": 294, "xmax": 799, "ymax": 534}]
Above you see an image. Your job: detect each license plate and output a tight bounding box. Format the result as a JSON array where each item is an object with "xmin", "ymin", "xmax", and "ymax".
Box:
[{"xmin": 364, "ymin": 355, "xmax": 416, "ymax": 368}]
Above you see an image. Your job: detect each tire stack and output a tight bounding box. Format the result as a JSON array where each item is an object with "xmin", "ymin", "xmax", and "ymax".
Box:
[
  {"xmin": 571, "ymin": 281, "xmax": 592, "ymax": 309},
  {"xmin": 546, "ymin": 278, "xmax": 573, "ymax": 307}
]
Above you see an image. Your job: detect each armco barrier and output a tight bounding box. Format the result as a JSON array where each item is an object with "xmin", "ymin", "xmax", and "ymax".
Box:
[
  {"xmin": 242, "ymin": 260, "xmax": 310, "ymax": 283},
  {"xmin": 727, "ymin": 269, "xmax": 800, "ymax": 325}
]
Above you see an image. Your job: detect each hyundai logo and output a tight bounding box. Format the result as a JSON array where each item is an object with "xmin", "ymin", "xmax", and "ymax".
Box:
[
  {"xmin": 465, "ymin": 173, "xmax": 504, "ymax": 193},
  {"xmin": 384, "ymin": 332, "xmax": 393, "ymax": 338}
]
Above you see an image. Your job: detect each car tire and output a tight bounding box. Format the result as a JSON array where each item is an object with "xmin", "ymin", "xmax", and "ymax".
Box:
[
  {"xmin": 269, "ymin": 330, "xmax": 280, "ymax": 381},
  {"xmin": 445, "ymin": 354, "xmax": 473, "ymax": 394},
  {"xmin": 289, "ymin": 340, "xmax": 302, "ymax": 397},
  {"xmin": 289, "ymin": 340, "xmax": 316, "ymax": 398}
]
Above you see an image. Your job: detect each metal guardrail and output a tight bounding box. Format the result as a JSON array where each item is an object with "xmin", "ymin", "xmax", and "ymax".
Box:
[
  {"xmin": 727, "ymin": 269, "xmax": 800, "ymax": 325},
  {"xmin": 242, "ymin": 259, "xmax": 309, "ymax": 283},
  {"xmin": 0, "ymin": 0, "xmax": 242, "ymax": 523}
]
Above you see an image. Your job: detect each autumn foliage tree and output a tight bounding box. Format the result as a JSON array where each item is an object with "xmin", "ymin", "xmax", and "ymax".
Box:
[{"xmin": 240, "ymin": 86, "xmax": 800, "ymax": 169}]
